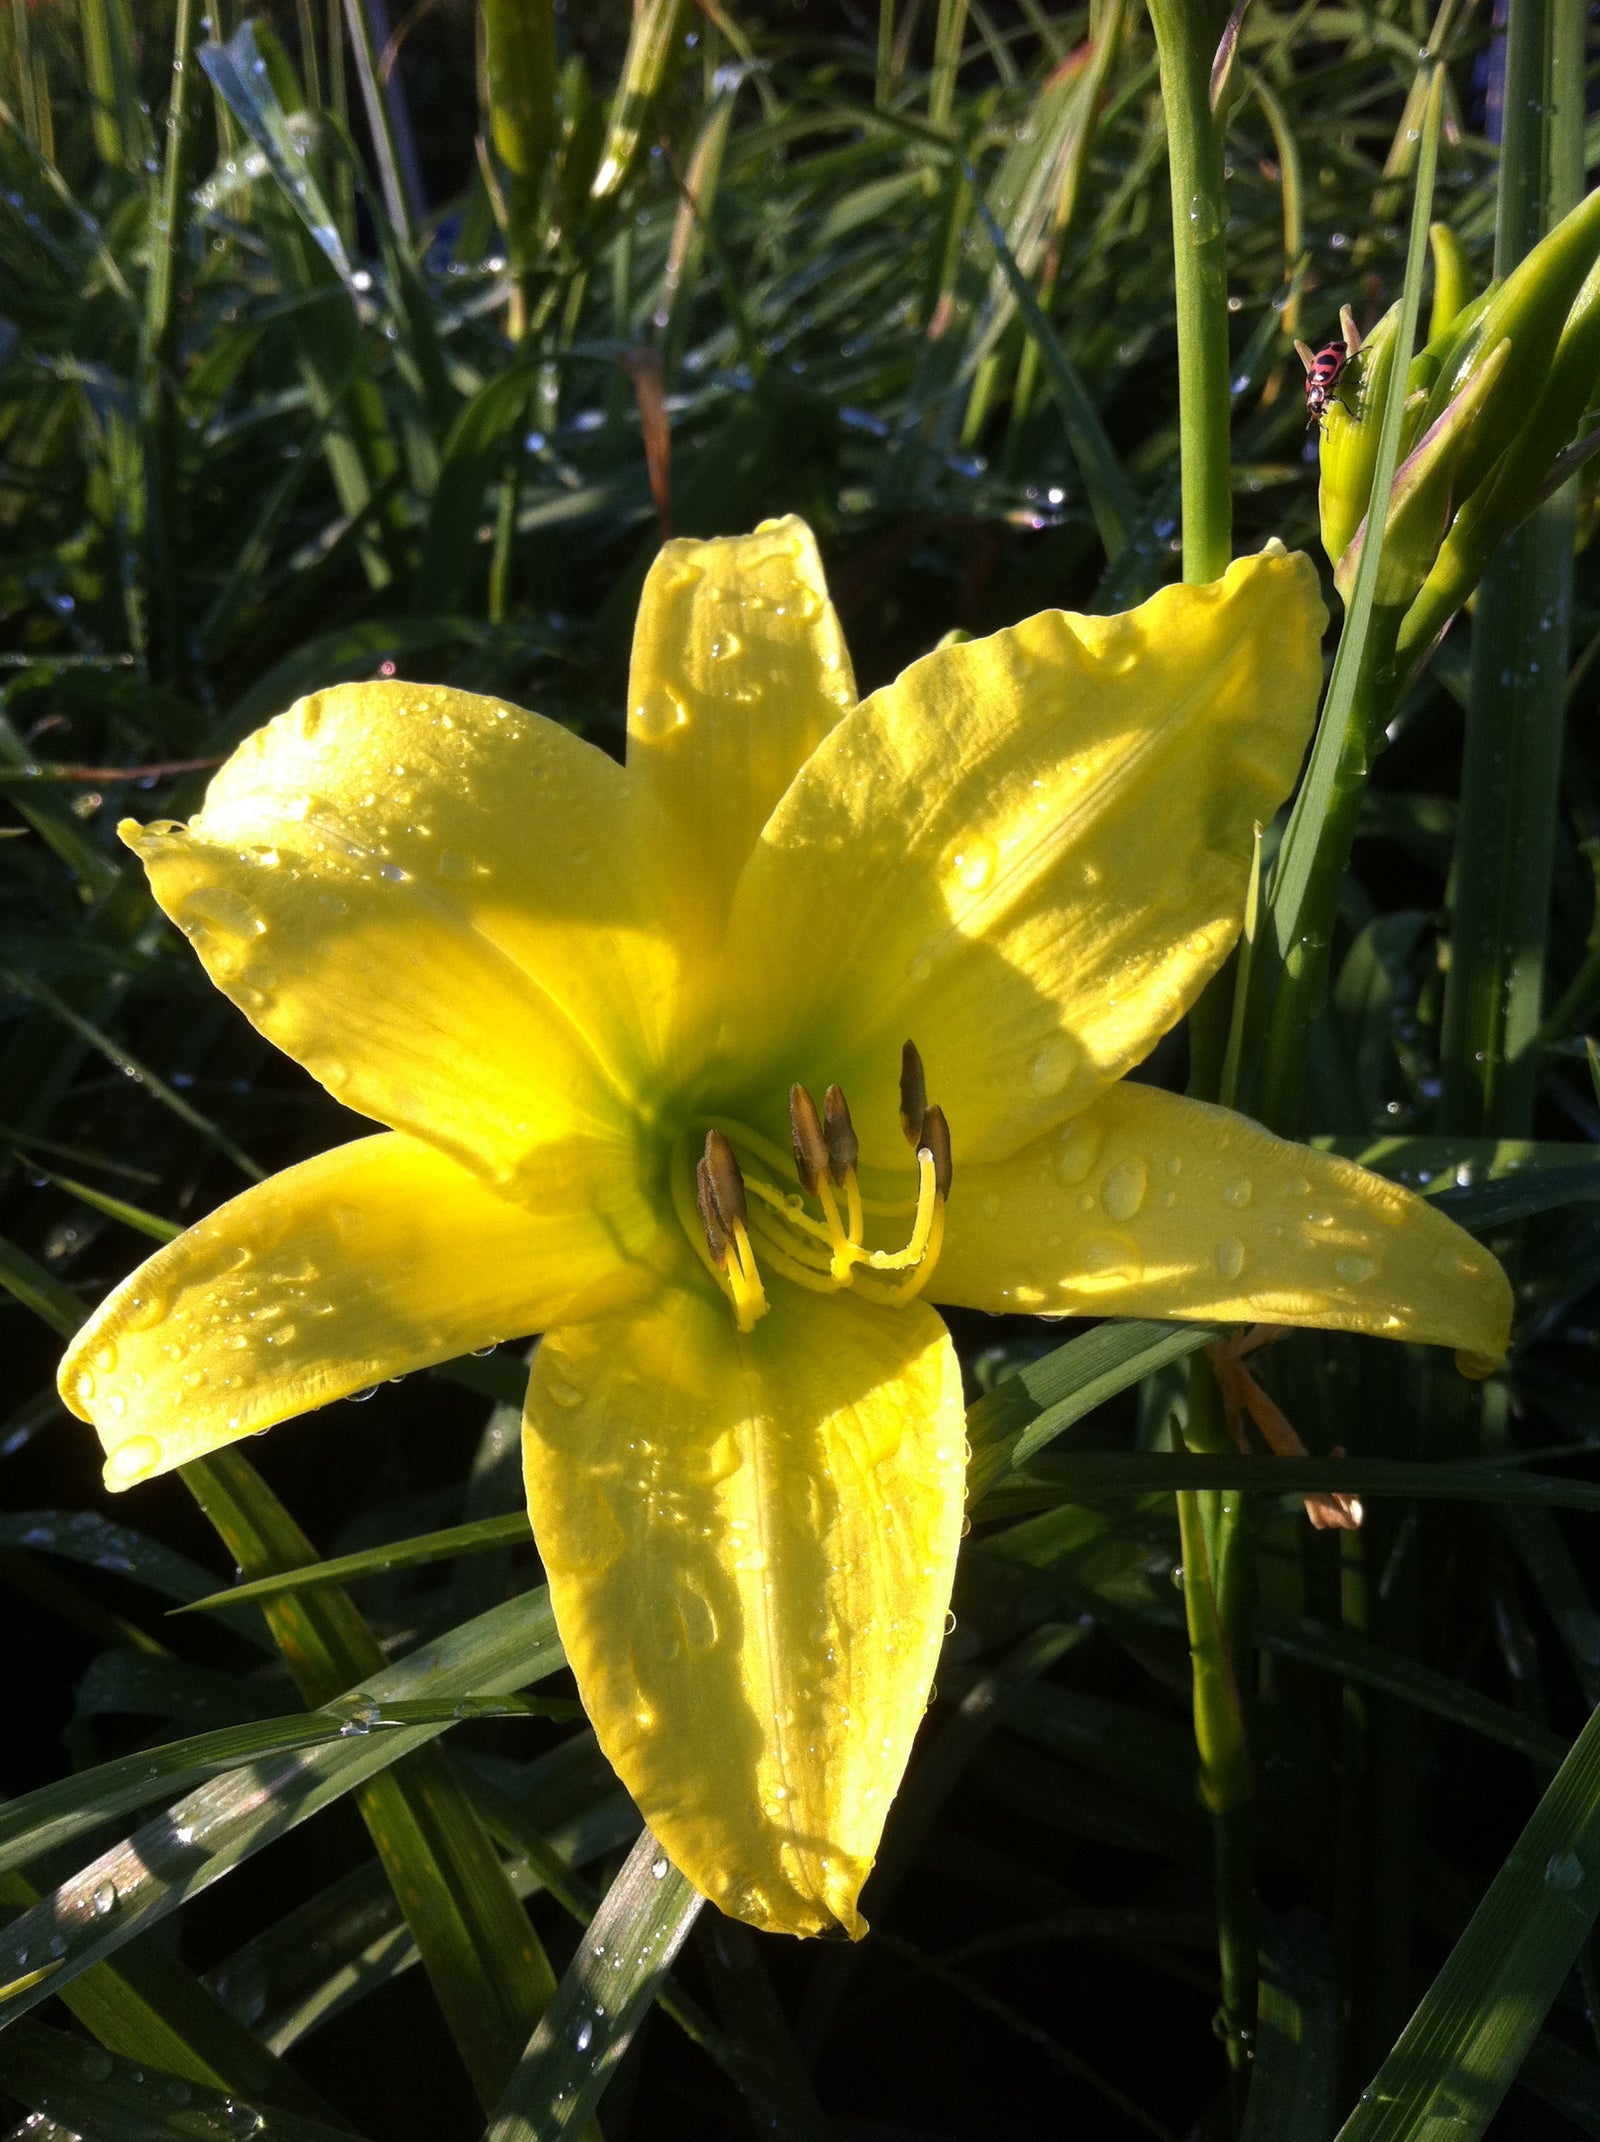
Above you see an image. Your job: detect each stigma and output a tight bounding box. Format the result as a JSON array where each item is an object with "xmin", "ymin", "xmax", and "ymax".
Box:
[{"xmin": 683, "ymin": 1043, "xmax": 952, "ymax": 1330}]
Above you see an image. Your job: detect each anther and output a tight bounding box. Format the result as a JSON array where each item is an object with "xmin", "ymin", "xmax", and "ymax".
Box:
[
  {"xmin": 703, "ymin": 1129, "xmax": 748, "ymax": 1229},
  {"xmin": 919, "ymin": 1104, "xmax": 953, "ymax": 1200},
  {"xmin": 899, "ymin": 1041, "xmax": 927, "ymax": 1145},
  {"xmin": 695, "ymin": 1156, "xmax": 731, "ymax": 1267},
  {"xmin": 789, "ymin": 1083, "xmax": 829, "ymax": 1200},
  {"xmin": 822, "ymin": 1085, "xmax": 858, "ymax": 1185}
]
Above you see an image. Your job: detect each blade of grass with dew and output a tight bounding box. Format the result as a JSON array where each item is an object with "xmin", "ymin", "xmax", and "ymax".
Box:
[
  {"xmin": 483, "ymin": 1826, "xmax": 703, "ymax": 2142},
  {"xmin": 0, "ymin": 2019, "xmax": 365, "ymax": 2142},
  {"xmin": 0, "ymin": 1581, "xmax": 564, "ymax": 2029},
  {"xmin": 1334, "ymin": 1692, "xmax": 1600, "ymax": 2140},
  {"xmin": 176, "ymin": 1510, "xmax": 534, "ymax": 1618},
  {"xmin": 181, "ymin": 1450, "xmax": 560, "ymax": 2111}
]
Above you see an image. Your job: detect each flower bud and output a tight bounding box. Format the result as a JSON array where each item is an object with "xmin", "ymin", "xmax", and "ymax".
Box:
[{"xmin": 1318, "ymin": 304, "xmax": 1399, "ymax": 571}]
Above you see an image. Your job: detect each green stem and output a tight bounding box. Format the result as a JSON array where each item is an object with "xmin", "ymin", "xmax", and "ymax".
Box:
[
  {"xmin": 1437, "ymin": 0, "xmax": 1583, "ymax": 1137},
  {"xmin": 141, "ymin": 0, "xmax": 197, "ymax": 692},
  {"xmin": 1146, "ymin": 0, "xmax": 1232, "ymax": 583}
]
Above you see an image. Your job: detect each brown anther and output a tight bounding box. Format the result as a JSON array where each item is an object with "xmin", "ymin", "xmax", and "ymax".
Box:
[
  {"xmin": 919, "ymin": 1104, "xmax": 952, "ymax": 1200},
  {"xmin": 789, "ymin": 1083, "xmax": 829, "ymax": 1200},
  {"xmin": 702, "ymin": 1129, "xmax": 748, "ymax": 1230},
  {"xmin": 899, "ymin": 1040, "xmax": 928, "ymax": 1146},
  {"xmin": 696, "ymin": 1156, "xmax": 730, "ymax": 1267},
  {"xmin": 822, "ymin": 1085, "xmax": 858, "ymax": 1185}
]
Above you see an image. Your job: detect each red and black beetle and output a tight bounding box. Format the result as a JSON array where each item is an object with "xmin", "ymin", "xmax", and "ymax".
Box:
[{"xmin": 1294, "ymin": 306, "xmax": 1362, "ymax": 427}]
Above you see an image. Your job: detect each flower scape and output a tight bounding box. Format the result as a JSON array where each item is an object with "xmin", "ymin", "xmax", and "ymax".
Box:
[{"xmin": 59, "ymin": 518, "xmax": 1509, "ymax": 1940}]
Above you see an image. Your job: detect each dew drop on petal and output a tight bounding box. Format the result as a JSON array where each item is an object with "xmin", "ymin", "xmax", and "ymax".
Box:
[
  {"xmin": 1336, "ymin": 1253, "xmax": 1378, "ymax": 1283},
  {"xmin": 105, "ymin": 1435, "xmax": 161, "ymax": 1485},
  {"xmin": 981, "ymin": 1191, "xmax": 1002, "ymax": 1220},
  {"xmin": 1056, "ymin": 1116, "xmax": 1102, "ymax": 1183},
  {"xmin": 1222, "ymin": 1177, "xmax": 1253, "ymax": 1209},
  {"xmin": 1214, "ymin": 1236, "xmax": 1246, "ymax": 1280},
  {"xmin": 1101, "ymin": 1158, "xmax": 1148, "ymax": 1220},
  {"xmin": 1030, "ymin": 1037, "xmax": 1077, "ymax": 1096}
]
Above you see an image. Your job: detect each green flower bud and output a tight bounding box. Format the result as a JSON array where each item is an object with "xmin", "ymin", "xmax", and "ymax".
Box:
[
  {"xmin": 1415, "ymin": 183, "xmax": 1600, "ymax": 502},
  {"xmin": 1335, "ymin": 339, "xmax": 1510, "ymax": 608},
  {"xmin": 1318, "ymin": 305, "xmax": 1398, "ymax": 571},
  {"xmin": 1428, "ymin": 222, "xmax": 1473, "ymax": 343},
  {"xmin": 1398, "ymin": 253, "xmax": 1600, "ymax": 672}
]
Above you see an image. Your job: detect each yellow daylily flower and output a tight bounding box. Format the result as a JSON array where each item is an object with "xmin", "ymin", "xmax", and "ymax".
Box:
[{"xmin": 59, "ymin": 519, "xmax": 1510, "ymax": 1941}]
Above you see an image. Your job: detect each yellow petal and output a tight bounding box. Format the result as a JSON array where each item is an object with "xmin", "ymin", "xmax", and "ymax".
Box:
[
  {"xmin": 123, "ymin": 682, "xmax": 690, "ymax": 1194},
  {"xmin": 522, "ymin": 1281, "xmax": 966, "ymax": 1937},
  {"xmin": 715, "ymin": 547, "xmax": 1325, "ymax": 1166},
  {"xmin": 627, "ymin": 516, "xmax": 856, "ymax": 950},
  {"xmin": 61, "ymin": 1133, "xmax": 665, "ymax": 1490},
  {"xmin": 934, "ymin": 1082, "xmax": 1512, "ymax": 1360}
]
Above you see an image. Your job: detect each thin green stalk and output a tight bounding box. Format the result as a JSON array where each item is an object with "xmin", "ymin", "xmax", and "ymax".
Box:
[
  {"xmin": 141, "ymin": 0, "xmax": 198, "ymax": 693},
  {"xmin": 1145, "ymin": 0, "xmax": 1231, "ymax": 583},
  {"xmin": 930, "ymin": 0, "xmax": 968, "ymax": 130},
  {"xmin": 877, "ymin": 0, "xmax": 896, "ymax": 107},
  {"xmin": 343, "ymin": 0, "xmax": 413, "ymax": 243},
  {"xmin": 1244, "ymin": 62, "xmax": 1445, "ymax": 1132},
  {"xmin": 1438, "ymin": 0, "xmax": 1584, "ymax": 1136}
]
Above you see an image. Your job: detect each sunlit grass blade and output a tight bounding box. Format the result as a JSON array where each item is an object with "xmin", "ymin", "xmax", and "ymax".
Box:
[
  {"xmin": 182, "ymin": 1452, "xmax": 560, "ymax": 2109},
  {"xmin": 987, "ymin": 1451, "xmax": 1600, "ymax": 1514},
  {"xmin": 1334, "ymin": 1694, "xmax": 1600, "ymax": 2140},
  {"xmin": 175, "ymin": 1510, "xmax": 533, "ymax": 1618},
  {"xmin": 0, "ymin": 1583, "xmax": 562, "ymax": 2030},
  {"xmin": 1242, "ymin": 1915, "xmax": 1341, "ymax": 2141},
  {"xmin": 966, "ymin": 1318, "xmax": 1221, "ymax": 1496},
  {"xmin": 199, "ymin": 22, "xmax": 354, "ymax": 283},
  {"xmin": 0, "ymin": 2019, "xmax": 364, "ymax": 2142},
  {"xmin": 483, "ymin": 1826, "xmax": 703, "ymax": 2142}
]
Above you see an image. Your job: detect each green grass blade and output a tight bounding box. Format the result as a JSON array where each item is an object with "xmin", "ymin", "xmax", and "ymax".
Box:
[
  {"xmin": 175, "ymin": 1511, "xmax": 533, "ymax": 1616},
  {"xmin": 0, "ymin": 2019, "xmax": 365, "ymax": 2141},
  {"xmin": 0, "ymin": 1583, "xmax": 561, "ymax": 2029},
  {"xmin": 199, "ymin": 22, "xmax": 353, "ymax": 282},
  {"xmin": 182, "ymin": 1452, "xmax": 560, "ymax": 2110},
  {"xmin": 1334, "ymin": 1695, "xmax": 1600, "ymax": 2140},
  {"xmin": 966, "ymin": 1318, "xmax": 1221, "ymax": 1495},
  {"xmin": 483, "ymin": 1827, "xmax": 703, "ymax": 2142}
]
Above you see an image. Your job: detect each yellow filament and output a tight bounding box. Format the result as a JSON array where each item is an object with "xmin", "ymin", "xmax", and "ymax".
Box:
[
  {"xmin": 726, "ymin": 1219, "xmax": 769, "ymax": 1332},
  {"xmin": 880, "ymin": 1201, "xmax": 945, "ymax": 1303},
  {"xmin": 817, "ymin": 1176, "xmax": 860, "ymax": 1280},
  {"xmin": 743, "ymin": 1173, "xmax": 834, "ymax": 1246},
  {"xmin": 745, "ymin": 1212, "xmax": 842, "ymax": 1294},
  {"xmin": 746, "ymin": 1204, "xmax": 834, "ymax": 1276},
  {"xmin": 867, "ymin": 1152, "xmax": 938, "ymax": 1271}
]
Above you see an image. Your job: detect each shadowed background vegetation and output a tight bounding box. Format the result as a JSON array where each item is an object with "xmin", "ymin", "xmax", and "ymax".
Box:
[{"xmin": 3, "ymin": 1, "xmax": 1600, "ymax": 2136}]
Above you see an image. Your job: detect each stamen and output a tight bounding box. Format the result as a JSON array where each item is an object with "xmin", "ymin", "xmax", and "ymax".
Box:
[
  {"xmin": 822, "ymin": 1086, "xmax": 858, "ymax": 1183},
  {"xmin": 789, "ymin": 1083, "xmax": 829, "ymax": 1199},
  {"xmin": 695, "ymin": 1156, "xmax": 730, "ymax": 1267},
  {"xmin": 920, "ymin": 1104, "xmax": 953, "ymax": 1199},
  {"xmin": 702, "ymin": 1131, "xmax": 768, "ymax": 1332},
  {"xmin": 899, "ymin": 1040, "xmax": 927, "ymax": 1145},
  {"xmin": 867, "ymin": 1150, "xmax": 939, "ymax": 1270}
]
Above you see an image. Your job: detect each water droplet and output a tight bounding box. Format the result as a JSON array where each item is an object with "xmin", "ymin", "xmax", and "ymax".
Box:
[
  {"xmin": 945, "ymin": 836, "xmax": 996, "ymax": 895},
  {"xmin": 709, "ymin": 630, "xmax": 742, "ymax": 658},
  {"xmin": 181, "ymin": 886, "xmax": 267, "ymax": 937},
  {"xmin": 105, "ymin": 1435, "xmax": 161, "ymax": 1485},
  {"xmin": 91, "ymin": 1879, "xmax": 117, "ymax": 1916},
  {"xmin": 1057, "ymin": 1116, "xmax": 1103, "ymax": 1184},
  {"xmin": 1336, "ymin": 1253, "xmax": 1378, "ymax": 1284},
  {"xmin": 633, "ymin": 691, "xmax": 691, "ymax": 741},
  {"xmin": 1031, "ymin": 1037, "xmax": 1077, "ymax": 1096},
  {"xmin": 573, "ymin": 2017, "xmax": 593, "ymax": 2052},
  {"xmin": 981, "ymin": 1191, "xmax": 1002, "ymax": 1221},
  {"xmin": 1101, "ymin": 1158, "xmax": 1148, "ymax": 1221},
  {"xmin": 75, "ymin": 1369, "xmax": 96, "ymax": 1403},
  {"xmin": 1545, "ymin": 1851, "xmax": 1584, "ymax": 1892},
  {"xmin": 1214, "ymin": 1236, "xmax": 1246, "ymax": 1280},
  {"xmin": 651, "ymin": 1856, "xmax": 669, "ymax": 1879},
  {"xmin": 1222, "ymin": 1177, "xmax": 1253, "ymax": 1209},
  {"xmin": 438, "ymin": 849, "xmax": 472, "ymax": 880},
  {"xmin": 1432, "ymin": 1244, "xmax": 1475, "ymax": 1277},
  {"xmin": 545, "ymin": 1378, "xmax": 584, "ymax": 1409}
]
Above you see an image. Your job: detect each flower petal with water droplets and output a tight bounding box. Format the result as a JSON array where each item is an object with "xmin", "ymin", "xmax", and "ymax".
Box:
[
  {"xmin": 715, "ymin": 548, "xmax": 1325, "ymax": 1166},
  {"xmin": 62, "ymin": 1133, "xmax": 666, "ymax": 1489},
  {"xmin": 522, "ymin": 1281, "xmax": 965, "ymax": 1939},
  {"xmin": 934, "ymin": 1082, "xmax": 1512, "ymax": 1360}
]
